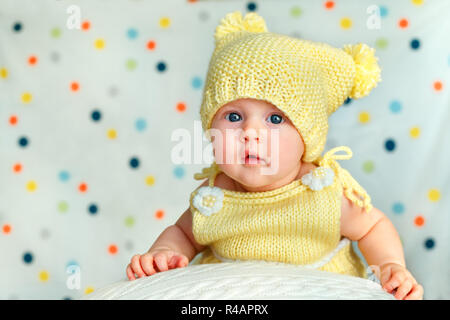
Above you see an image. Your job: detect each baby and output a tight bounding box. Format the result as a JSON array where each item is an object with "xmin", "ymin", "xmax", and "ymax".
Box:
[{"xmin": 126, "ymin": 11, "xmax": 423, "ymax": 300}]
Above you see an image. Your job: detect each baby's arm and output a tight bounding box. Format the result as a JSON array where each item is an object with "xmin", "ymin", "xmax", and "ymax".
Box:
[{"xmin": 340, "ymin": 193, "xmax": 423, "ymax": 299}]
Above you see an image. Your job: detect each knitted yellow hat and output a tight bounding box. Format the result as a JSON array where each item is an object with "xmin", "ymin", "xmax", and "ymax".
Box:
[{"xmin": 200, "ymin": 11, "xmax": 381, "ymax": 162}]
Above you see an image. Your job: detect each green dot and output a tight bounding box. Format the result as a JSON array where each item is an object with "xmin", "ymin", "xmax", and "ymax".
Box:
[
  {"xmin": 126, "ymin": 59, "xmax": 137, "ymax": 70},
  {"xmin": 362, "ymin": 160, "xmax": 375, "ymax": 173},
  {"xmin": 290, "ymin": 6, "xmax": 302, "ymax": 18},
  {"xmin": 51, "ymin": 27, "xmax": 61, "ymax": 38},
  {"xmin": 124, "ymin": 216, "xmax": 135, "ymax": 227},
  {"xmin": 58, "ymin": 201, "xmax": 69, "ymax": 213},
  {"xmin": 375, "ymin": 38, "xmax": 388, "ymax": 49}
]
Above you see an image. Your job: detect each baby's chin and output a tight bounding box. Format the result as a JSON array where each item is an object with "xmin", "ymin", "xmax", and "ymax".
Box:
[{"xmin": 220, "ymin": 164, "xmax": 280, "ymax": 188}]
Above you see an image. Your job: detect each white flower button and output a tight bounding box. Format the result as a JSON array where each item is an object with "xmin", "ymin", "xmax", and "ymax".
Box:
[
  {"xmin": 301, "ymin": 167, "xmax": 335, "ymax": 191},
  {"xmin": 193, "ymin": 186, "xmax": 224, "ymax": 216}
]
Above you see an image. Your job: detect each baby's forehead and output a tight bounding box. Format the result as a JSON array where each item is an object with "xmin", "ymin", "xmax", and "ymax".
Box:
[{"xmin": 221, "ymin": 98, "xmax": 279, "ymax": 111}]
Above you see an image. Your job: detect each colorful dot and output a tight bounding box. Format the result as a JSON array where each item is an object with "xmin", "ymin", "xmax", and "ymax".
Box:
[
  {"xmin": 398, "ymin": 18, "xmax": 409, "ymax": 29},
  {"xmin": 191, "ymin": 76, "xmax": 202, "ymax": 89},
  {"xmin": 2, "ymin": 224, "xmax": 12, "ymax": 234},
  {"xmin": 13, "ymin": 163, "xmax": 22, "ymax": 173},
  {"xmin": 107, "ymin": 129, "xmax": 117, "ymax": 139},
  {"xmin": 392, "ymin": 202, "xmax": 405, "ymax": 214},
  {"xmin": 156, "ymin": 61, "xmax": 167, "ymax": 72},
  {"xmin": 59, "ymin": 171, "xmax": 70, "ymax": 182},
  {"xmin": 146, "ymin": 175, "xmax": 155, "ymax": 186},
  {"xmin": 127, "ymin": 28, "xmax": 138, "ymax": 39},
  {"xmin": 362, "ymin": 160, "xmax": 375, "ymax": 173},
  {"xmin": 50, "ymin": 27, "xmax": 61, "ymax": 38},
  {"xmin": 70, "ymin": 82, "xmax": 80, "ymax": 91},
  {"xmin": 424, "ymin": 238, "xmax": 435, "ymax": 249},
  {"xmin": 108, "ymin": 244, "xmax": 118, "ymax": 255},
  {"xmin": 410, "ymin": 38, "xmax": 420, "ymax": 50},
  {"xmin": 135, "ymin": 118, "xmax": 147, "ymax": 131},
  {"xmin": 384, "ymin": 139, "xmax": 396, "ymax": 152},
  {"xmin": 176, "ymin": 102, "xmax": 186, "ymax": 112},
  {"xmin": 409, "ymin": 126, "xmax": 421, "ymax": 139},
  {"xmin": 88, "ymin": 204, "xmax": 98, "ymax": 215},
  {"xmin": 81, "ymin": 21, "xmax": 90, "ymax": 31},
  {"xmin": 324, "ymin": 1, "xmax": 335, "ymax": 10},
  {"xmin": 18, "ymin": 136, "xmax": 29, "ymax": 147},
  {"xmin": 411, "ymin": 0, "xmax": 424, "ymax": 5},
  {"xmin": 58, "ymin": 201, "xmax": 69, "ymax": 213},
  {"xmin": 124, "ymin": 216, "xmax": 135, "ymax": 227},
  {"xmin": 343, "ymin": 97, "xmax": 352, "ymax": 105},
  {"xmin": 433, "ymin": 81, "xmax": 443, "ymax": 92},
  {"xmin": 247, "ymin": 2, "xmax": 257, "ymax": 11},
  {"xmin": 9, "ymin": 115, "xmax": 18, "ymax": 125},
  {"xmin": 379, "ymin": 6, "xmax": 388, "ymax": 18},
  {"xmin": 84, "ymin": 286, "xmax": 94, "ymax": 295},
  {"xmin": 28, "ymin": 55, "xmax": 38, "ymax": 65},
  {"xmin": 78, "ymin": 183, "xmax": 88, "ymax": 193},
  {"xmin": 23, "ymin": 252, "xmax": 33, "ymax": 264},
  {"xmin": 375, "ymin": 38, "xmax": 389, "ymax": 49},
  {"xmin": 155, "ymin": 209, "xmax": 165, "ymax": 220},
  {"xmin": 26, "ymin": 180, "xmax": 37, "ymax": 192},
  {"xmin": 358, "ymin": 111, "xmax": 371, "ymax": 124},
  {"xmin": 13, "ymin": 22, "xmax": 23, "ymax": 32},
  {"xmin": 389, "ymin": 100, "xmax": 402, "ymax": 113},
  {"xmin": 427, "ymin": 189, "xmax": 440, "ymax": 202},
  {"xmin": 159, "ymin": 17, "xmax": 171, "ymax": 28},
  {"xmin": 340, "ymin": 17, "xmax": 352, "ymax": 29},
  {"xmin": 1, "ymin": 67, "xmax": 8, "ymax": 78},
  {"xmin": 21, "ymin": 92, "xmax": 32, "ymax": 103},
  {"xmin": 129, "ymin": 157, "xmax": 140, "ymax": 169},
  {"xmin": 126, "ymin": 59, "xmax": 137, "ymax": 70},
  {"xmin": 414, "ymin": 215, "xmax": 425, "ymax": 227},
  {"xmin": 91, "ymin": 110, "xmax": 101, "ymax": 122},
  {"xmin": 290, "ymin": 6, "xmax": 302, "ymax": 17},
  {"xmin": 174, "ymin": 166, "xmax": 185, "ymax": 178},
  {"xmin": 94, "ymin": 39, "xmax": 105, "ymax": 49},
  {"xmin": 147, "ymin": 40, "xmax": 156, "ymax": 50}
]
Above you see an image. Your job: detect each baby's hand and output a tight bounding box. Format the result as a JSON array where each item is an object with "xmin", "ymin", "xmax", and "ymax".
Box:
[
  {"xmin": 126, "ymin": 247, "xmax": 189, "ymax": 281},
  {"xmin": 379, "ymin": 263, "xmax": 424, "ymax": 300}
]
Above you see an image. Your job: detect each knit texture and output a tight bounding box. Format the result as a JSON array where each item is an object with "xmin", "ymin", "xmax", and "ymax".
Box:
[
  {"xmin": 190, "ymin": 146, "xmax": 372, "ymax": 278},
  {"xmin": 200, "ymin": 11, "xmax": 381, "ymax": 162}
]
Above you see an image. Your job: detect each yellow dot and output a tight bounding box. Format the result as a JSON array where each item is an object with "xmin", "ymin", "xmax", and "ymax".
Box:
[
  {"xmin": 107, "ymin": 129, "xmax": 117, "ymax": 139},
  {"xmin": 159, "ymin": 17, "xmax": 171, "ymax": 28},
  {"xmin": 1, "ymin": 68, "xmax": 8, "ymax": 78},
  {"xmin": 39, "ymin": 271, "xmax": 49, "ymax": 282},
  {"xmin": 410, "ymin": 126, "xmax": 421, "ymax": 139},
  {"xmin": 26, "ymin": 180, "xmax": 38, "ymax": 192},
  {"xmin": 94, "ymin": 38, "xmax": 105, "ymax": 49},
  {"xmin": 411, "ymin": 0, "xmax": 423, "ymax": 5},
  {"xmin": 358, "ymin": 111, "xmax": 371, "ymax": 123},
  {"xmin": 428, "ymin": 189, "xmax": 440, "ymax": 202},
  {"xmin": 84, "ymin": 286, "xmax": 94, "ymax": 295},
  {"xmin": 340, "ymin": 17, "xmax": 352, "ymax": 29},
  {"xmin": 22, "ymin": 92, "xmax": 32, "ymax": 103},
  {"xmin": 146, "ymin": 175, "xmax": 155, "ymax": 186}
]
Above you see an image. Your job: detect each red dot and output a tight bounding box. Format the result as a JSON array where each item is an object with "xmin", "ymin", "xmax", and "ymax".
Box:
[
  {"xmin": 108, "ymin": 244, "xmax": 118, "ymax": 255},
  {"xmin": 28, "ymin": 55, "xmax": 38, "ymax": 65},
  {"xmin": 187, "ymin": 0, "xmax": 198, "ymax": 3},
  {"xmin": 155, "ymin": 209, "xmax": 165, "ymax": 220},
  {"xmin": 433, "ymin": 81, "xmax": 443, "ymax": 91},
  {"xmin": 2, "ymin": 224, "xmax": 12, "ymax": 234},
  {"xmin": 414, "ymin": 215, "xmax": 425, "ymax": 227},
  {"xmin": 71, "ymin": 82, "xmax": 80, "ymax": 91},
  {"xmin": 176, "ymin": 102, "xmax": 186, "ymax": 112},
  {"xmin": 325, "ymin": 1, "xmax": 335, "ymax": 9},
  {"xmin": 13, "ymin": 163, "xmax": 22, "ymax": 173},
  {"xmin": 79, "ymin": 183, "xmax": 88, "ymax": 193},
  {"xmin": 9, "ymin": 115, "xmax": 18, "ymax": 126},
  {"xmin": 147, "ymin": 40, "xmax": 156, "ymax": 50},
  {"xmin": 398, "ymin": 18, "xmax": 409, "ymax": 28},
  {"xmin": 82, "ymin": 21, "xmax": 90, "ymax": 31}
]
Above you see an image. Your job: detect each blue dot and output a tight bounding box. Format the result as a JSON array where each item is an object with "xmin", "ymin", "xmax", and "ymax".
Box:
[
  {"xmin": 385, "ymin": 139, "xmax": 396, "ymax": 152},
  {"xmin": 91, "ymin": 110, "xmax": 101, "ymax": 121},
  {"xmin": 344, "ymin": 97, "xmax": 352, "ymax": 105},
  {"xmin": 247, "ymin": 2, "xmax": 257, "ymax": 11},
  {"xmin": 18, "ymin": 136, "xmax": 28, "ymax": 147},
  {"xmin": 59, "ymin": 171, "xmax": 70, "ymax": 182},
  {"xmin": 410, "ymin": 38, "xmax": 420, "ymax": 50},
  {"xmin": 127, "ymin": 28, "xmax": 138, "ymax": 39},
  {"xmin": 13, "ymin": 22, "xmax": 22, "ymax": 32},
  {"xmin": 174, "ymin": 166, "xmax": 185, "ymax": 179},
  {"xmin": 156, "ymin": 61, "xmax": 167, "ymax": 72},
  {"xmin": 389, "ymin": 100, "xmax": 402, "ymax": 113},
  {"xmin": 88, "ymin": 204, "xmax": 98, "ymax": 215},
  {"xmin": 392, "ymin": 202, "xmax": 405, "ymax": 214},
  {"xmin": 192, "ymin": 76, "xmax": 203, "ymax": 89},
  {"xmin": 379, "ymin": 6, "xmax": 388, "ymax": 18},
  {"xmin": 66, "ymin": 260, "xmax": 79, "ymax": 268},
  {"xmin": 135, "ymin": 118, "xmax": 147, "ymax": 131},
  {"xmin": 63, "ymin": 296, "xmax": 72, "ymax": 300},
  {"xmin": 23, "ymin": 252, "xmax": 33, "ymax": 264},
  {"xmin": 424, "ymin": 238, "xmax": 435, "ymax": 249},
  {"xmin": 129, "ymin": 157, "xmax": 140, "ymax": 169}
]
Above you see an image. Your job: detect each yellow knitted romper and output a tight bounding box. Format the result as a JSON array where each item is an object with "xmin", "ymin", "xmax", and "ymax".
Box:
[{"xmin": 189, "ymin": 146, "xmax": 374, "ymax": 279}]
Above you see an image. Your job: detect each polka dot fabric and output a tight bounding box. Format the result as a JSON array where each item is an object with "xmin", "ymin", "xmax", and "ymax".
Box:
[{"xmin": 0, "ymin": 0, "xmax": 448, "ymax": 300}]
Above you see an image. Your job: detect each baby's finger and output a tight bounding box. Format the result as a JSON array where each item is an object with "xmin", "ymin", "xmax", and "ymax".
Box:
[
  {"xmin": 394, "ymin": 279, "xmax": 413, "ymax": 300},
  {"xmin": 384, "ymin": 270, "xmax": 406, "ymax": 293},
  {"xmin": 140, "ymin": 254, "xmax": 156, "ymax": 276},
  {"xmin": 176, "ymin": 255, "xmax": 189, "ymax": 268},
  {"xmin": 131, "ymin": 255, "xmax": 146, "ymax": 278},
  {"xmin": 154, "ymin": 253, "xmax": 169, "ymax": 272},
  {"xmin": 380, "ymin": 267, "xmax": 393, "ymax": 290},
  {"xmin": 404, "ymin": 284, "xmax": 424, "ymax": 300},
  {"xmin": 126, "ymin": 264, "xmax": 136, "ymax": 281}
]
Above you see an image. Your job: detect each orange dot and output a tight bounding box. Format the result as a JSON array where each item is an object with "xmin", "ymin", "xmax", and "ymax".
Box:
[
  {"xmin": 325, "ymin": 1, "xmax": 335, "ymax": 9},
  {"xmin": 187, "ymin": 0, "xmax": 198, "ymax": 3},
  {"xmin": 13, "ymin": 163, "xmax": 22, "ymax": 173},
  {"xmin": 433, "ymin": 81, "xmax": 443, "ymax": 91},
  {"xmin": 71, "ymin": 82, "xmax": 80, "ymax": 91},
  {"xmin": 176, "ymin": 102, "xmax": 186, "ymax": 112},
  {"xmin": 9, "ymin": 115, "xmax": 18, "ymax": 125},
  {"xmin": 81, "ymin": 21, "xmax": 90, "ymax": 31},
  {"xmin": 147, "ymin": 40, "xmax": 156, "ymax": 50},
  {"xmin": 78, "ymin": 182, "xmax": 88, "ymax": 193},
  {"xmin": 398, "ymin": 18, "xmax": 409, "ymax": 28},
  {"xmin": 108, "ymin": 244, "xmax": 118, "ymax": 255},
  {"xmin": 155, "ymin": 209, "xmax": 165, "ymax": 220},
  {"xmin": 414, "ymin": 215, "xmax": 425, "ymax": 227},
  {"xmin": 28, "ymin": 55, "xmax": 37, "ymax": 65},
  {"xmin": 2, "ymin": 224, "xmax": 12, "ymax": 234}
]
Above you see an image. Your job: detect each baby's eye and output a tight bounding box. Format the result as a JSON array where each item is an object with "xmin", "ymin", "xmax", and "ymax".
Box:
[
  {"xmin": 225, "ymin": 112, "xmax": 242, "ymax": 122},
  {"xmin": 267, "ymin": 114, "xmax": 284, "ymax": 124}
]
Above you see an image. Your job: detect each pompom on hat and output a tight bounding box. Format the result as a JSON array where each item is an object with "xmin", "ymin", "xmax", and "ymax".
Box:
[{"xmin": 200, "ymin": 11, "xmax": 382, "ymax": 162}]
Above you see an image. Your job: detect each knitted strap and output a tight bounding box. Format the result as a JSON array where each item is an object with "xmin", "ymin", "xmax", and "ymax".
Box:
[
  {"xmin": 193, "ymin": 162, "xmax": 221, "ymax": 187},
  {"xmin": 210, "ymin": 237, "xmax": 351, "ymax": 269}
]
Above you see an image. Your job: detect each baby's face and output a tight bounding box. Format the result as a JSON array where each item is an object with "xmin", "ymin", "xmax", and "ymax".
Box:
[{"xmin": 210, "ymin": 98, "xmax": 305, "ymax": 189}]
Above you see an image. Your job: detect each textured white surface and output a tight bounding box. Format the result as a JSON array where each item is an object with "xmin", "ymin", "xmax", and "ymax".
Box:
[{"xmin": 80, "ymin": 261, "xmax": 396, "ymax": 300}]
